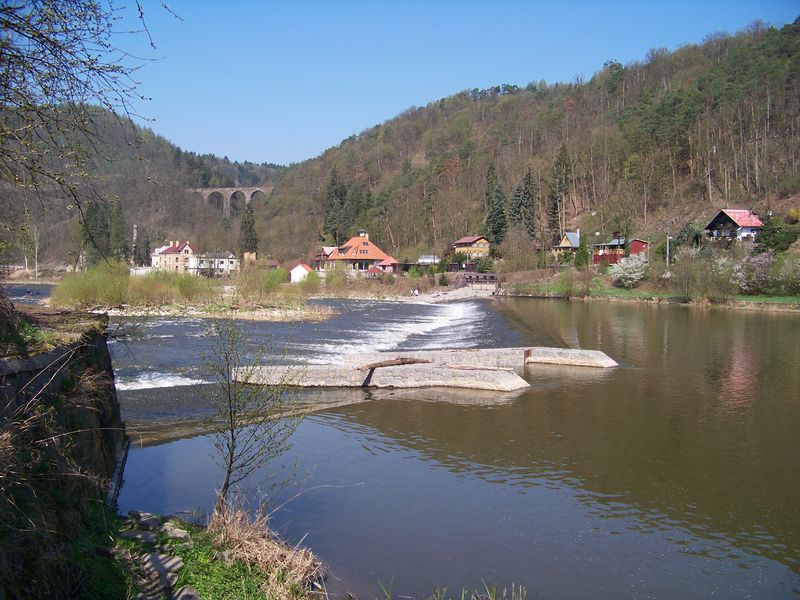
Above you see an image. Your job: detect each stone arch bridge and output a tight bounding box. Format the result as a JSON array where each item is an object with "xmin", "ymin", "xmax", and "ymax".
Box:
[{"xmin": 187, "ymin": 186, "xmax": 273, "ymax": 217}]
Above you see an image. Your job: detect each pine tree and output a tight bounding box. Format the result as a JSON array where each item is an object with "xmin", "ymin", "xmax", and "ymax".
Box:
[
  {"xmin": 81, "ymin": 200, "xmax": 111, "ymax": 265},
  {"xmin": 109, "ymin": 204, "xmax": 130, "ymax": 260},
  {"xmin": 322, "ymin": 168, "xmax": 348, "ymax": 245},
  {"xmin": 574, "ymin": 233, "xmax": 589, "ymax": 269},
  {"xmin": 521, "ymin": 168, "xmax": 537, "ymax": 241},
  {"xmin": 239, "ymin": 204, "xmax": 259, "ymax": 255},
  {"xmin": 508, "ymin": 181, "xmax": 525, "ymax": 226},
  {"xmin": 486, "ymin": 180, "xmax": 507, "ymax": 249},
  {"xmin": 484, "ymin": 164, "xmax": 498, "ymax": 211},
  {"xmin": 548, "ymin": 145, "xmax": 572, "ymax": 242}
]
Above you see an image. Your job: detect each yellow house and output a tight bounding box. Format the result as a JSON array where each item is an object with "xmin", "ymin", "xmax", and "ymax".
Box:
[
  {"xmin": 552, "ymin": 230, "xmax": 580, "ymax": 257},
  {"xmin": 452, "ymin": 235, "xmax": 490, "ymax": 259}
]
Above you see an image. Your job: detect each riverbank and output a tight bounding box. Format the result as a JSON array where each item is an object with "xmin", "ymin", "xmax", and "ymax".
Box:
[
  {"xmin": 97, "ymin": 302, "xmax": 337, "ymax": 322},
  {"xmin": 498, "ymin": 286, "xmax": 800, "ymax": 312}
]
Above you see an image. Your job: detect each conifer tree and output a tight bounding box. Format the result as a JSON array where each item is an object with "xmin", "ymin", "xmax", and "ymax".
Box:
[
  {"xmin": 484, "ymin": 164, "xmax": 498, "ymax": 211},
  {"xmin": 521, "ymin": 168, "xmax": 537, "ymax": 241},
  {"xmin": 548, "ymin": 145, "xmax": 572, "ymax": 242},
  {"xmin": 509, "ymin": 181, "xmax": 525, "ymax": 226},
  {"xmin": 109, "ymin": 204, "xmax": 129, "ymax": 260},
  {"xmin": 81, "ymin": 200, "xmax": 111, "ymax": 265},
  {"xmin": 486, "ymin": 180, "xmax": 507, "ymax": 249},
  {"xmin": 239, "ymin": 204, "xmax": 259, "ymax": 255},
  {"xmin": 322, "ymin": 168, "xmax": 348, "ymax": 245},
  {"xmin": 574, "ymin": 233, "xmax": 589, "ymax": 269}
]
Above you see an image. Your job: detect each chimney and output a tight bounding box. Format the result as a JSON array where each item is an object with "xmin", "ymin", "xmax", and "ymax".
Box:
[{"xmin": 358, "ymin": 229, "xmax": 368, "ymax": 239}]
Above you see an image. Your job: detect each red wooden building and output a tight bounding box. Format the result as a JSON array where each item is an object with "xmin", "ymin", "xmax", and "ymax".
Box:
[{"xmin": 593, "ymin": 238, "xmax": 650, "ymax": 265}]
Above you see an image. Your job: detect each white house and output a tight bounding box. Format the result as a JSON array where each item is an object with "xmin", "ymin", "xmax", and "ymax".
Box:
[
  {"xmin": 192, "ymin": 250, "xmax": 239, "ymax": 277},
  {"xmin": 290, "ymin": 263, "xmax": 314, "ymax": 283}
]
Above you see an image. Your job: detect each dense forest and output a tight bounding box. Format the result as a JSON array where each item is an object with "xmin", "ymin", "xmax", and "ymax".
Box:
[
  {"xmin": 4, "ymin": 18, "xmax": 799, "ymax": 267},
  {"xmin": 260, "ymin": 18, "xmax": 799, "ymax": 262},
  {"xmin": 1, "ymin": 108, "xmax": 285, "ymax": 266}
]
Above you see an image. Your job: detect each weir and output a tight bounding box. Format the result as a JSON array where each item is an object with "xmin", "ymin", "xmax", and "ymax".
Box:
[{"xmin": 237, "ymin": 347, "xmax": 617, "ymax": 392}]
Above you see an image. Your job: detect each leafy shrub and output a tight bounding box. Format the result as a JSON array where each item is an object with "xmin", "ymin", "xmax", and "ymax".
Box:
[
  {"xmin": 51, "ymin": 263, "xmax": 129, "ymax": 308},
  {"xmin": 610, "ymin": 254, "xmax": 649, "ymax": 289},
  {"xmin": 324, "ymin": 267, "xmax": 347, "ymax": 291},
  {"xmin": 299, "ymin": 271, "xmax": 321, "ymax": 294},
  {"xmin": 438, "ymin": 273, "xmax": 449, "ymax": 286},
  {"xmin": 733, "ymin": 252, "xmax": 774, "ymax": 295},
  {"xmin": 777, "ymin": 257, "xmax": 800, "ymax": 295},
  {"xmin": 238, "ymin": 268, "xmax": 289, "ymax": 300},
  {"xmin": 556, "ymin": 269, "xmax": 577, "ymax": 298}
]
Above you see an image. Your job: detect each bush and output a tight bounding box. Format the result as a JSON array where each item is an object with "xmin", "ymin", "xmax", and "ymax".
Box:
[
  {"xmin": 438, "ymin": 273, "xmax": 449, "ymax": 286},
  {"xmin": 610, "ymin": 254, "xmax": 648, "ymax": 289},
  {"xmin": 733, "ymin": 251, "xmax": 774, "ymax": 295},
  {"xmin": 51, "ymin": 263, "xmax": 129, "ymax": 308},
  {"xmin": 777, "ymin": 257, "xmax": 800, "ymax": 295},
  {"xmin": 324, "ymin": 267, "xmax": 347, "ymax": 291},
  {"xmin": 238, "ymin": 268, "xmax": 289, "ymax": 301},
  {"xmin": 556, "ymin": 268, "xmax": 577, "ymax": 298},
  {"xmin": 299, "ymin": 271, "xmax": 321, "ymax": 295}
]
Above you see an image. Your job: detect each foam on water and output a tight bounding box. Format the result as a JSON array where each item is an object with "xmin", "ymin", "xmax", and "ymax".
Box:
[
  {"xmin": 295, "ymin": 301, "xmax": 482, "ymax": 362},
  {"xmin": 115, "ymin": 373, "xmax": 208, "ymax": 391}
]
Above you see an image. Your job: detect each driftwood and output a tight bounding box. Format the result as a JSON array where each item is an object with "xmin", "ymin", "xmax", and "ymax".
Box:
[{"xmin": 357, "ymin": 357, "xmax": 431, "ymax": 371}]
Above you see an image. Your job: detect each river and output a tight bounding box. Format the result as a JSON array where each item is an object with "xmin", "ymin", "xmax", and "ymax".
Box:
[{"xmin": 108, "ymin": 297, "xmax": 800, "ymax": 598}]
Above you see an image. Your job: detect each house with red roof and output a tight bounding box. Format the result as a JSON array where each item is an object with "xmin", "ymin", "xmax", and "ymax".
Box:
[
  {"xmin": 705, "ymin": 209, "xmax": 764, "ymax": 241},
  {"xmin": 290, "ymin": 263, "xmax": 314, "ymax": 283},
  {"xmin": 316, "ymin": 231, "xmax": 390, "ymax": 275},
  {"xmin": 452, "ymin": 235, "xmax": 490, "ymax": 259},
  {"xmin": 151, "ymin": 240, "xmax": 196, "ymax": 274}
]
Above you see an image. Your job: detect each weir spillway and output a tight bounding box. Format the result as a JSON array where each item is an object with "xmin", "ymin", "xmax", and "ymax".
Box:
[{"xmin": 235, "ymin": 347, "xmax": 618, "ymax": 393}]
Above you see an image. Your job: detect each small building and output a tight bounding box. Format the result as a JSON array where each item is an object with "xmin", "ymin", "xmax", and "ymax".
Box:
[
  {"xmin": 552, "ymin": 230, "xmax": 581, "ymax": 256},
  {"xmin": 593, "ymin": 238, "xmax": 650, "ymax": 265},
  {"xmin": 452, "ymin": 235, "xmax": 490, "ymax": 259},
  {"xmin": 378, "ymin": 256, "xmax": 401, "ymax": 274},
  {"xmin": 417, "ymin": 254, "xmax": 441, "ymax": 266},
  {"xmin": 151, "ymin": 240, "xmax": 195, "ymax": 274},
  {"xmin": 705, "ymin": 209, "xmax": 763, "ymax": 241},
  {"xmin": 193, "ymin": 250, "xmax": 239, "ymax": 277},
  {"xmin": 290, "ymin": 263, "xmax": 314, "ymax": 283},
  {"xmin": 315, "ymin": 231, "xmax": 390, "ymax": 274}
]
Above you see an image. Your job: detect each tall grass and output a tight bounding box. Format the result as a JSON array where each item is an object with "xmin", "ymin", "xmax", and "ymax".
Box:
[
  {"xmin": 52, "ymin": 263, "xmax": 130, "ymax": 308},
  {"xmin": 52, "ymin": 264, "xmax": 217, "ymax": 308},
  {"xmin": 237, "ymin": 268, "xmax": 293, "ymax": 304}
]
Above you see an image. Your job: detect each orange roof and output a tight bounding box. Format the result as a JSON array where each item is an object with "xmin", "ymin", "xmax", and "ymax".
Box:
[{"xmin": 327, "ymin": 235, "xmax": 388, "ymax": 262}]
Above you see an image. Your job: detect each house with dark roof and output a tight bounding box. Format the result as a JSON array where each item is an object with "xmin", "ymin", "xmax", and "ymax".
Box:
[
  {"xmin": 705, "ymin": 209, "xmax": 764, "ymax": 241},
  {"xmin": 452, "ymin": 235, "xmax": 490, "ymax": 259},
  {"xmin": 151, "ymin": 240, "xmax": 196, "ymax": 273},
  {"xmin": 195, "ymin": 250, "xmax": 239, "ymax": 277}
]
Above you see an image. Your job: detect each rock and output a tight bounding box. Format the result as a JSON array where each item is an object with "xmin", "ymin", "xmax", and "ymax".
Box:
[
  {"xmin": 118, "ymin": 529, "xmax": 158, "ymax": 544},
  {"xmin": 129, "ymin": 510, "xmax": 162, "ymax": 531},
  {"xmin": 161, "ymin": 522, "xmax": 191, "ymax": 541},
  {"xmin": 173, "ymin": 586, "xmax": 201, "ymax": 600},
  {"xmin": 141, "ymin": 552, "xmax": 184, "ymax": 576}
]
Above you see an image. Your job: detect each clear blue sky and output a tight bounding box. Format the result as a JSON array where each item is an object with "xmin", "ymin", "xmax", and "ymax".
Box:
[{"xmin": 120, "ymin": 1, "xmax": 798, "ymax": 166}]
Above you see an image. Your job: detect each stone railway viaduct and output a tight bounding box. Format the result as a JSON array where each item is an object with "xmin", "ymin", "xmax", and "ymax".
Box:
[{"xmin": 187, "ymin": 186, "xmax": 273, "ymax": 217}]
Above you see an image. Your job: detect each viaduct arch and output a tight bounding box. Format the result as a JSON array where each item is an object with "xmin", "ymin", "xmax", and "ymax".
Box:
[{"xmin": 188, "ymin": 186, "xmax": 273, "ymax": 218}]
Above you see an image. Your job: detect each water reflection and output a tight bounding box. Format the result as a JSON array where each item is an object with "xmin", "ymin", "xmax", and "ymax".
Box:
[{"xmin": 117, "ymin": 298, "xmax": 800, "ymax": 597}]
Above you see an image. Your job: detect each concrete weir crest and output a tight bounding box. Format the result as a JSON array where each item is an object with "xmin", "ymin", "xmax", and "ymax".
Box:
[{"xmin": 236, "ymin": 347, "xmax": 618, "ymax": 393}]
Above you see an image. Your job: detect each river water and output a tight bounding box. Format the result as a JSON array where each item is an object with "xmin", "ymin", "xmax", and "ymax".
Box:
[{"xmin": 109, "ymin": 297, "xmax": 800, "ymax": 598}]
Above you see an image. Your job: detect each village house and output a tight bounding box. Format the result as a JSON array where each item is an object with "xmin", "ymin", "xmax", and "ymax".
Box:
[
  {"xmin": 193, "ymin": 250, "xmax": 239, "ymax": 277},
  {"xmin": 151, "ymin": 240, "xmax": 195, "ymax": 274},
  {"xmin": 704, "ymin": 209, "xmax": 763, "ymax": 241},
  {"xmin": 290, "ymin": 263, "xmax": 313, "ymax": 283},
  {"xmin": 552, "ymin": 230, "xmax": 581, "ymax": 257},
  {"xmin": 315, "ymin": 231, "xmax": 390, "ymax": 275},
  {"xmin": 452, "ymin": 235, "xmax": 490, "ymax": 259},
  {"xmin": 593, "ymin": 237, "xmax": 650, "ymax": 265},
  {"xmin": 417, "ymin": 254, "xmax": 441, "ymax": 266},
  {"xmin": 378, "ymin": 256, "xmax": 401, "ymax": 274}
]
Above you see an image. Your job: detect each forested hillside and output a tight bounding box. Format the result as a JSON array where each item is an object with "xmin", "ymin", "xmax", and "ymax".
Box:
[
  {"xmin": 261, "ymin": 18, "xmax": 799, "ymax": 262},
  {"xmin": 2, "ymin": 108, "xmax": 284, "ymax": 266}
]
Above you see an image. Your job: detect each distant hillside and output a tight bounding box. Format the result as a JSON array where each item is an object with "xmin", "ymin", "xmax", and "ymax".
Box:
[
  {"xmin": 1, "ymin": 109, "xmax": 286, "ymax": 265},
  {"xmin": 260, "ymin": 18, "xmax": 799, "ymax": 262}
]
